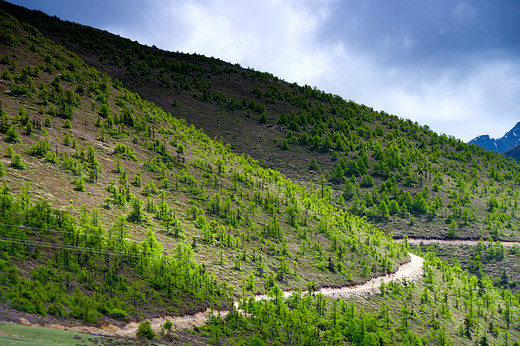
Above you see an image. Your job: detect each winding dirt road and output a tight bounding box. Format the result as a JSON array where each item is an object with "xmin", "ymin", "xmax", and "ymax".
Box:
[
  {"xmin": 253, "ymin": 253, "xmax": 424, "ymax": 301},
  {"xmin": 15, "ymin": 239, "xmax": 518, "ymax": 339},
  {"xmin": 39, "ymin": 252, "xmax": 424, "ymax": 338}
]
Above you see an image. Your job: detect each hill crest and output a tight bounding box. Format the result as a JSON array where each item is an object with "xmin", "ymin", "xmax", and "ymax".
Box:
[{"xmin": 468, "ymin": 121, "xmax": 520, "ymax": 153}]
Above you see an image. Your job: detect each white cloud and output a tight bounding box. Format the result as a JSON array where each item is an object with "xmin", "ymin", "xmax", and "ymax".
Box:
[
  {"xmin": 110, "ymin": 0, "xmax": 336, "ymax": 86},
  {"xmin": 453, "ymin": 2, "xmax": 477, "ymax": 21},
  {"xmin": 319, "ymin": 54, "xmax": 520, "ymax": 141},
  {"xmin": 102, "ymin": 0, "xmax": 520, "ymax": 142},
  {"xmin": 383, "ymin": 35, "xmax": 416, "ymax": 51}
]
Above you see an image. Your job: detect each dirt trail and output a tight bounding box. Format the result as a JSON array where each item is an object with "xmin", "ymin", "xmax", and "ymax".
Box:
[
  {"xmin": 253, "ymin": 253, "xmax": 424, "ymax": 301},
  {"xmin": 403, "ymin": 238, "xmax": 520, "ymax": 247},
  {"xmin": 319, "ymin": 253, "xmax": 423, "ymax": 298},
  {"xmin": 28, "ymin": 252, "xmax": 424, "ymax": 338}
]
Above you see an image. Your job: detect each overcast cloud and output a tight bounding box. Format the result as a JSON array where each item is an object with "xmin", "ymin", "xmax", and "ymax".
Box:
[{"xmin": 10, "ymin": 0, "xmax": 520, "ymax": 141}]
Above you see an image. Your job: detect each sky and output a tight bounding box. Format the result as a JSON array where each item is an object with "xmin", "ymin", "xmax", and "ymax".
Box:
[{"xmin": 9, "ymin": 0, "xmax": 520, "ymax": 142}]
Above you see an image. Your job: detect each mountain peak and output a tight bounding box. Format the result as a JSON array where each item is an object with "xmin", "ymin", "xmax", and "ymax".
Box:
[{"xmin": 468, "ymin": 122, "xmax": 520, "ymax": 153}]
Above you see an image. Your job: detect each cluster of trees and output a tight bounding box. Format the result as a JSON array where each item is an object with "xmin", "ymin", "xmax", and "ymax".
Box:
[
  {"xmin": 193, "ymin": 250, "xmax": 520, "ymax": 344},
  {"xmin": 0, "ymin": 11, "xmax": 407, "ymax": 315},
  {"xmin": 0, "ymin": 184, "xmax": 226, "ymax": 322},
  {"xmin": 2, "ymin": 6, "xmax": 520, "ymax": 345},
  {"xmin": 264, "ymin": 86, "xmax": 520, "ymax": 240},
  {"xmin": 418, "ymin": 240, "xmax": 520, "ymax": 292},
  {"xmin": 7, "ymin": 0, "xmax": 520, "ymax": 244}
]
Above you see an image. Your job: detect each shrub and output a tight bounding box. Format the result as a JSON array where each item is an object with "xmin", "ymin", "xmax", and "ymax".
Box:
[
  {"xmin": 163, "ymin": 319, "xmax": 173, "ymax": 333},
  {"xmin": 136, "ymin": 320, "xmax": 155, "ymax": 340},
  {"xmin": 5, "ymin": 125, "xmax": 20, "ymax": 143},
  {"xmin": 10, "ymin": 154, "xmax": 25, "ymax": 169},
  {"xmin": 309, "ymin": 158, "xmax": 319, "ymax": 171},
  {"xmin": 113, "ymin": 142, "xmax": 137, "ymax": 161},
  {"xmin": 28, "ymin": 139, "xmax": 51, "ymax": 157},
  {"xmin": 72, "ymin": 176, "xmax": 86, "ymax": 191},
  {"xmin": 109, "ymin": 308, "xmax": 128, "ymax": 320},
  {"xmin": 47, "ymin": 302, "xmax": 64, "ymax": 317},
  {"xmin": 98, "ymin": 103, "xmax": 111, "ymax": 118},
  {"xmin": 288, "ymin": 121, "xmax": 300, "ymax": 131},
  {"xmin": 258, "ymin": 112, "xmax": 267, "ymax": 124}
]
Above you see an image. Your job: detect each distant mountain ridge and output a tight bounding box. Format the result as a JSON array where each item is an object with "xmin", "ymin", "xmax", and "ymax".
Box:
[
  {"xmin": 503, "ymin": 143, "xmax": 520, "ymax": 161},
  {"xmin": 468, "ymin": 121, "xmax": 520, "ymax": 152}
]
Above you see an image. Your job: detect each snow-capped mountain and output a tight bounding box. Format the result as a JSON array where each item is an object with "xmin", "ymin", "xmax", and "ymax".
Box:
[{"xmin": 468, "ymin": 121, "xmax": 520, "ymax": 153}]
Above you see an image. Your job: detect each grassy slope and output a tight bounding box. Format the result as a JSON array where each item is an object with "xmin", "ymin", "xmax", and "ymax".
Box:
[
  {"xmin": 0, "ymin": 4, "xmax": 405, "ymax": 323},
  {"xmin": 415, "ymin": 241, "xmax": 520, "ymax": 292},
  {"xmin": 0, "ymin": 3, "xmax": 520, "ymax": 345},
  {"xmin": 195, "ymin": 252, "xmax": 520, "ymax": 345},
  {"xmin": 0, "ymin": 321, "xmax": 133, "ymax": 346},
  {"xmin": 3, "ymin": 0, "xmax": 519, "ymax": 244},
  {"xmin": 6, "ymin": 0, "xmax": 520, "ymax": 294}
]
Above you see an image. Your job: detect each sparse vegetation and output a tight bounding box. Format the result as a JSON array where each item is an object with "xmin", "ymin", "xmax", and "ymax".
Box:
[{"xmin": 0, "ymin": 3, "xmax": 520, "ymax": 345}]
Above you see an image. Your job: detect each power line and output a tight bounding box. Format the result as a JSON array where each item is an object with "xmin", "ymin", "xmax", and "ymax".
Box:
[
  {"xmin": 1, "ymin": 223, "xmax": 128, "ymax": 240},
  {"xmin": 1, "ymin": 225, "xmax": 518, "ymax": 295},
  {"xmin": 0, "ymin": 236, "xmax": 196, "ymax": 264},
  {"xmin": 0, "ymin": 223, "xmax": 242, "ymax": 268},
  {"xmin": 1, "ymin": 236, "xmax": 147, "ymax": 259},
  {"xmin": 2, "ymin": 237, "xmax": 518, "ymax": 299}
]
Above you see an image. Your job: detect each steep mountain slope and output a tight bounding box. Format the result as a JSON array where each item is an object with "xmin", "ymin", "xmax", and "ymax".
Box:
[
  {"xmin": 414, "ymin": 239, "xmax": 520, "ymax": 291},
  {"xmin": 469, "ymin": 121, "xmax": 520, "ymax": 153},
  {"xmin": 1, "ymin": 3, "xmax": 520, "ymax": 345},
  {"xmin": 504, "ymin": 143, "xmax": 520, "ymax": 161},
  {"xmin": 3, "ymin": 1, "xmax": 520, "ymax": 245},
  {"xmin": 0, "ymin": 5, "xmax": 405, "ymax": 324}
]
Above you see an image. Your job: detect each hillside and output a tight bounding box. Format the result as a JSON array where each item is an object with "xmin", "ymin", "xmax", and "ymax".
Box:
[
  {"xmin": 0, "ymin": 2, "xmax": 404, "ymax": 325},
  {"xmin": 504, "ymin": 143, "xmax": 520, "ymax": 162},
  {"xmin": 2, "ymin": 1, "xmax": 520, "ymax": 245},
  {"xmin": 1, "ymin": 2, "xmax": 520, "ymax": 345}
]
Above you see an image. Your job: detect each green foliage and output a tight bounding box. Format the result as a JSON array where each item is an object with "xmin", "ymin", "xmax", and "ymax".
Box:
[
  {"xmin": 378, "ymin": 201, "xmax": 389, "ymax": 219},
  {"xmin": 98, "ymin": 103, "xmax": 111, "ymax": 118},
  {"xmin": 488, "ymin": 196, "xmax": 498, "ymax": 212},
  {"xmin": 28, "ymin": 139, "xmax": 51, "ymax": 158},
  {"xmin": 5, "ymin": 144, "xmax": 14, "ymax": 158},
  {"xmin": 132, "ymin": 169, "xmax": 142, "ymax": 187},
  {"xmin": 10, "ymin": 153, "xmax": 25, "ymax": 169},
  {"xmin": 72, "ymin": 176, "xmax": 86, "ymax": 191},
  {"xmin": 113, "ymin": 142, "xmax": 137, "ymax": 161},
  {"xmin": 17, "ymin": 106, "xmax": 28, "ymax": 125},
  {"xmin": 288, "ymin": 120, "xmax": 300, "ymax": 131},
  {"xmin": 447, "ymin": 219, "xmax": 458, "ymax": 239},
  {"xmin": 309, "ymin": 158, "xmax": 319, "ymax": 171},
  {"xmin": 128, "ymin": 196, "xmax": 145, "ymax": 222},
  {"xmin": 5, "ymin": 125, "xmax": 19, "ymax": 143},
  {"xmin": 360, "ymin": 174, "xmax": 373, "ymax": 188},
  {"xmin": 3, "ymin": 9, "xmax": 520, "ymax": 345},
  {"xmin": 0, "ymin": 108, "xmax": 10, "ymax": 133},
  {"xmin": 63, "ymin": 133, "xmax": 71, "ymax": 146},
  {"xmin": 388, "ymin": 200, "xmax": 400, "ymax": 215},
  {"xmin": 258, "ymin": 112, "xmax": 267, "ymax": 124}
]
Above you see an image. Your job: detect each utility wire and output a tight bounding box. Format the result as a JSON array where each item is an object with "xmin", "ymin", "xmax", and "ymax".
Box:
[
  {"xmin": 0, "ymin": 222, "xmax": 199, "ymax": 261},
  {"xmin": 1, "ymin": 236, "xmax": 151, "ymax": 259},
  {"xmin": 1, "ymin": 224, "xmax": 518, "ymax": 294},
  {"xmin": 1, "ymin": 223, "xmax": 132, "ymax": 240},
  {"xmin": 0, "ymin": 223, "xmax": 235, "ymax": 269},
  {"xmin": 0, "ymin": 236, "xmax": 197, "ymax": 264}
]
